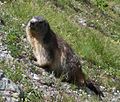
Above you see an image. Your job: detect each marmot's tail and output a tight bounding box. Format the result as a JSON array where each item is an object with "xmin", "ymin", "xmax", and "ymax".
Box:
[{"xmin": 86, "ymin": 80, "xmax": 104, "ymax": 97}]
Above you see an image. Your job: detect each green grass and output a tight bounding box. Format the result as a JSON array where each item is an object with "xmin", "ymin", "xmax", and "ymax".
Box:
[{"xmin": 0, "ymin": 0, "xmax": 120, "ymax": 101}]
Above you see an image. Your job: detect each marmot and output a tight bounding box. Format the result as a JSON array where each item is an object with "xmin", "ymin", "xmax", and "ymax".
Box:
[{"xmin": 26, "ymin": 16, "xmax": 104, "ymax": 97}]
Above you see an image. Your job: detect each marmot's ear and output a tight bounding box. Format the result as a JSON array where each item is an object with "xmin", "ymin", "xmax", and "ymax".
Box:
[{"xmin": 45, "ymin": 21, "xmax": 50, "ymax": 30}]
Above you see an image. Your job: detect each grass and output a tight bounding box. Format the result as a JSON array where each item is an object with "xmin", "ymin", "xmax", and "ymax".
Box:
[{"xmin": 0, "ymin": 0, "xmax": 120, "ymax": 101}]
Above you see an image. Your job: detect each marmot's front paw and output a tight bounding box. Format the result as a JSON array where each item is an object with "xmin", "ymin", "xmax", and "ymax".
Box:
[
  {"xmin": 29, "ymin": 54, "xmax": 37, "ymax": 61},
  {"xmin": 31, "ymin": 61, "xmax": 40, "ymax": 67}
]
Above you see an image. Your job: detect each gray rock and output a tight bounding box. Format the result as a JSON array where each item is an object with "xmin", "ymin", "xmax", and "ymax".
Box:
[
  {"xmin": 112, "ymin": 5, "xmax": 120, "ymax": 15},
  {"xmin": 0, "ymin": 70, "xmax": 24, "ymax": 102}
]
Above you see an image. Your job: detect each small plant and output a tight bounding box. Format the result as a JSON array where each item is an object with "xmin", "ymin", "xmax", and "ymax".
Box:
[{"xmin": 95, "ymin": 0, "xmax": 108, "ymax": 11}]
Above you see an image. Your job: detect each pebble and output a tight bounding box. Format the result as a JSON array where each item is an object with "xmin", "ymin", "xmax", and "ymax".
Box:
[
  {"xmin": 32, "ymin": 73, "xmax": 40, "ymax": 80},
  {"xmin": 74, "ymin": 16, "xmax": 87, "ymax": 26}
]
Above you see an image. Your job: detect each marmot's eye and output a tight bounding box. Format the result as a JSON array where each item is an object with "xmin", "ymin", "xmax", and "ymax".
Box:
[{"xmin": 38, "ymin": 21, "xmax": 44, "ymax": 24}]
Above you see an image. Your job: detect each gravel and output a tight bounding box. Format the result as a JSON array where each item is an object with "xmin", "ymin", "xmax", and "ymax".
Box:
[{"xmin": 0, "ymin": 32, "xmax": 13, "ymax": 61}]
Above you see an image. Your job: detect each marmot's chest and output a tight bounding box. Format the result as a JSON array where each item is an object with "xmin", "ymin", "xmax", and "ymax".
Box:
[{"xmin": 31, "ymin": 38, "xmax": 51, "ymax": 66}]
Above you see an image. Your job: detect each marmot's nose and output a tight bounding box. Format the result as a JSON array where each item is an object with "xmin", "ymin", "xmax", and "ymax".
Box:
[{"xmin": 30, "ymin": 21, "xmax": 35, "ymax": 27}]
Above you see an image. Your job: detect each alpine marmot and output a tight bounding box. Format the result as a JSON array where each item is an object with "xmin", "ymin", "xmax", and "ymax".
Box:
[{"xmin": 26, "ymin": 16, "xmax": 104, "ymax": 97}]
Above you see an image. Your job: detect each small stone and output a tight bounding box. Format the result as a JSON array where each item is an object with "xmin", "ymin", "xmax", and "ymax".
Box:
[
  {"xmin": 112, "ymin": 87, "xmax": 116, "ymax": 92},
  {"xmin": 112, "ymin": 5, "xmax": 120, "ymax": 14},
  {"xmin": 100, "ymin": 85, "xmax": 105, "ymax": 90},
  {"xmin": 33, "ymin": 73, "xmax": 40, "ymax": 80},
  {"xmin": 114, "ymin": 92, "xmax": 117, "ymax": 95},
  {"xmin": 111, "ymin": 98, "xmax": 117, "ymax": 102},
  {"xmin": 21, "ymin": 23, "xmax": 25, "ymax": 27},
  {"xmin": 117, "ymin": 90, "xmax": 119, "ymax": 93},
  {"xmin": 12, "ymin": 93, "xmax": 19, "ymax": 98},
  {"xmin": 87, "ymin": 94, "xmax": 91, "ymax": 97}
]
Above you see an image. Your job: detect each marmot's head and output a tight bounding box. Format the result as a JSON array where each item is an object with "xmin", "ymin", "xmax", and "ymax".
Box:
[{"xmin": 26, "ymin": 16, "xmax": 50, "ymax": 38}]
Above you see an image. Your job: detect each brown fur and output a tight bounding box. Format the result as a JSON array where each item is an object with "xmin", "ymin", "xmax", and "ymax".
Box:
[{"xmin": 26, "ymin": 16, "xmax": 104, "ymax": 97}]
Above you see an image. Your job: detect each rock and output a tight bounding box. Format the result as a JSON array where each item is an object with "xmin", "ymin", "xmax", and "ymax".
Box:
[
  {"xmin": 0, "ymin": 70, "xmax": 24, "ymax": 102},
  {"xmin": 74, "ymin": 15, "xmax": 87, "ymax": 26},
  {"xmin": 112, "ymin": 5, "xmax": 120, "ymax": 15},
  {"xmin": 31, "ymin": 72, "xmax": 40, "ymax": 80}
]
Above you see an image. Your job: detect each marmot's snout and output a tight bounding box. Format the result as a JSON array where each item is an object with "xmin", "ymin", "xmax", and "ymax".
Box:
[{"xmin": 29, "ymin": 21, "xmax": 37, "ymax": 30}]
